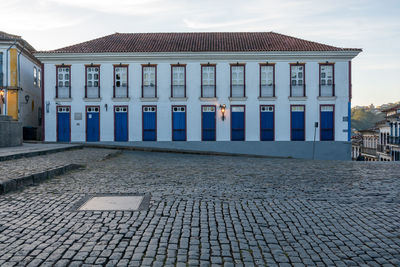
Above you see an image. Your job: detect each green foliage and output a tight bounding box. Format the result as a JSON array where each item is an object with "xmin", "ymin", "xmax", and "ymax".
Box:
[{"xmin": 351, "ymin": 108, "xmax": 385, "ymax": 131}]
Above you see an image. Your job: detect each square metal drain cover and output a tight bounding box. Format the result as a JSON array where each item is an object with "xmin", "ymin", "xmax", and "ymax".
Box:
[{"xmin": 78, "ymin": 196, "xmax": 144, "ymax": 211}]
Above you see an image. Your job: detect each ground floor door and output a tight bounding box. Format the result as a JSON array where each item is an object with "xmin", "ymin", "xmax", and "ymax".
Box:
[
  {"xmin": 231, "ymin": 106, "xmax": 245, "ymax": 141},
  {"xmin": 202, "ymin": 106, "xmax": 216, "ymax": 141},
  {"xmin": 143, "ymin": 106, "xmax": 156, "ymax": 141},
  {"xmin": 320, "ymin": 105, "xmax": 334, "ymax": 141},
  {"xmin": 260, "ymin": 105, "xmax": 274, "ymax": 141},
  {"xmin": 86, "ymin": 106, "xmax": 100, "ymax": 142},
  {"xmin": 114, "ymin": 106, "xmax": 128, "ymax": 141},
  {"xmin": 172, "ymin": 106, "xmax": 186, "ymax": 141},
  {"xmin": 291, "ymin": 105, "xmax": 305, "ymax": 141},
  {"xmin": 57, "ymin": 106, "xmax": 70, "ymax": 142}
]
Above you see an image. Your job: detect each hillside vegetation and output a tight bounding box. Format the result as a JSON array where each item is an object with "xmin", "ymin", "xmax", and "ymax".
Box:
[{"xmin": 351, "ymin": 108, "xmax": 385, "ymax": 131}]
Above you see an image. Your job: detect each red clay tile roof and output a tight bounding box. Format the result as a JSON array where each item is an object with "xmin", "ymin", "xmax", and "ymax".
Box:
[
  {"xmin": 42, "ymin": 32, "xmax": 362, "ymax": 53},
  {"xmin": 0, "ymin": 31, "xmax": 21, "ymax": 40}
]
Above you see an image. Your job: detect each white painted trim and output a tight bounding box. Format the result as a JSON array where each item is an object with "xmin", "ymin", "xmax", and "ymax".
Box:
[
  {"xmin": 112, "ymin": 97, "xmax": 131, "ymax": 102},
  {"xmin": 317, "ymin": 96, "xmax": 337, "ymax": 101},
  {"xmin": 199, "ymin": 97, "xmax": 218, "ymax": 101},
  {"xmin": 288, "ymin": 96, "xmax": 307, "ymax": 101},
  {"xmin": 35, "ymin": 50, "xmax": 361, "ymax": 62},
  {"xmin": 169, "ymin": 97, "xmax": 188, "ymax": 101},
  {"xmin": 258, "ymin": 96, "xmax": 277, "ymax": 101},
  {"xmin": 83, "ymin": 98, "xmax": 102, "ymax": 102},
  {"xmin": 54, "ymin": 98, "xmax": 72, "ymax": 102},
  {"xmin": 229, "ymin": 97, "xmax": 248, "ymax": 101},
  {"xmin": 140, "ymin": 97, "xmax": 159, "ymax": 102}
]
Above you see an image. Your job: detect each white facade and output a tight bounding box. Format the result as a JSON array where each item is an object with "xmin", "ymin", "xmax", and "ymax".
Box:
[{"xmin": 37, "ymin": 52, "xmax": 358, "ymax": 143}]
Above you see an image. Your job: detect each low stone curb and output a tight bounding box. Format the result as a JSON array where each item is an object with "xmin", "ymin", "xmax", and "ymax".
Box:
[
  {"xmin": 0, "ymin": 164, "xmax": 84, "ymax": 195},
  {"xmin": 0, "ymin": 145, "xmax": 84, "ymax": 162},
  {"xmin": 82, "ymin": 143, "xmax": 288, "ymax": 159}
]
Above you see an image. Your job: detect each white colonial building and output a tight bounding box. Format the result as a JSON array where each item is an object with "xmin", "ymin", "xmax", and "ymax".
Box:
[{"xmin": 35, "ymin": 32, "xmax": 361, "ymax": 160}]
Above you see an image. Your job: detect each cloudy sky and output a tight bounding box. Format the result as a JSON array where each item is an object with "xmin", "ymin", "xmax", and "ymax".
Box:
[{"xmin": 1, "ymin": 0, "xmax": 399, "ymax": 106}]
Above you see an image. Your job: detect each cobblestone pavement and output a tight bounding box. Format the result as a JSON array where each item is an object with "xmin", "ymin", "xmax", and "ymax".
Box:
[
  {"xmin": 0, "ymin": 150, "xmax": 400, "ymax": 266},
  {"xmin": 0, "ymin": 148, "xmax": 118, "ymax": 183}
]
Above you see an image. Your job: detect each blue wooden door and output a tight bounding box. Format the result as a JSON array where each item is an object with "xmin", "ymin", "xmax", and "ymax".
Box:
[
  {"xmin": 172, "ymin": 106, "xmax": 186, "ymax": 141},
  {"xmin": 231, "ymin": 106, "xmax": 245, "ymax": 141},
  {"xmin": 202, "ymin": 106, "xmax": 216, "ymax": 141},
  {"xmin": 143, "ymin": 106, "xmax": 156, "ymax": 141},
  {"xmin": 86, "ymin": 106, "xmax": 100, "ymax": 142},
  {"xmin": 291, "ymin": 106, "xmax": 305, "ymax": 141},
  {"xmin": 320, "ymin": 106, "xmax": 334, "ymax": 141},
  {"xmin": 57, "ymin": 106, "xmax": 70, "ymax": 142},
  {"xmin": 115, "ymin": 106, "xmax": 128, "ymax": 141},
  {"xmin": 260, "ymin": 105, "xmax": 274, "ymax": 141}
]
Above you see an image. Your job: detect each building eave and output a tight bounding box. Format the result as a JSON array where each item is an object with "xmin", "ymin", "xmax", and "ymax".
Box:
[
  {"xmin": 34, "ymin": 50, "xmax": 361, "ymax": 62},
  {"xmin": 0, "ymin": 40, "xmax": 41, "ymax": 66}
]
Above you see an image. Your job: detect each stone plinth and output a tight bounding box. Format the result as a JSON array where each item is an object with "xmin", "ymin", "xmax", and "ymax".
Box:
[{"xmin": 0, "ymin": 115, "xmax": 22, "ymax": 147}]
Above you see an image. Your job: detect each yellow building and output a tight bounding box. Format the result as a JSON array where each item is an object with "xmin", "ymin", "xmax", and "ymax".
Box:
[{"xmin": 0, "ymin": 31, "xmax": 42, "ymax": 140}]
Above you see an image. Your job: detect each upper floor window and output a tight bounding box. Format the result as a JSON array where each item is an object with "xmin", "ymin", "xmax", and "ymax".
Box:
[
  {"xmin": 142, "ymin": 65, "xmax": 157, "ymax": 98},
  {"xmin": 33, "ymin": 67, "xmax": 38, "ymax": 86},
  {"xmin": 171, "ymin": 65, "xmax": 186, "ymax": 98},
  {"xmin": 56, "ymin": 66, "xmax": 71, "ymax": 98},
  {"xmin": 320, "ymin": 64, "xmax": 334, "ymax": 96},
  {"xmin": 201, "ymin": 65, "xmax": 216, "ymax": 98},
  {"xmin": 114, "ymin": 65, "xmax": 128, "ymax": 98},
  {"xmin": 260, "ymin": 64, "xmax": 275, "ymax": 97},
  {"xmin": 290, "ymin": 64, "xmax": 305, "ymax": 97},
  {"xmin": 85, "ymin": 65, "xmax": 100, "ymax": 98},
  {"xmin": 231, "ymin": 64, "xmax": 245, "ymax": 97},
  {"xmin": 38, "ymin": 69, "xmax": 41, "ymax": 88}
]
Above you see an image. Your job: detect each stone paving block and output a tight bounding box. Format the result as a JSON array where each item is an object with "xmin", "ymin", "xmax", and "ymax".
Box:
[{"xmin": 0, "ymin": 150, "xmax": 399, "ymax": 266}]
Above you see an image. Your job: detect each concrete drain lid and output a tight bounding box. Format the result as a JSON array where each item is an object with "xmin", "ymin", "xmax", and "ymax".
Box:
[{"xmin": 76, "ymin": 194, "xmax": 149, "ymax": 211}]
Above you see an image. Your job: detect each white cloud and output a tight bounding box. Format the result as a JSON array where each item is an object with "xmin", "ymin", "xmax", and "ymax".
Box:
[
  {"xmin": 47, "ymin": 0, "xmax": 179, "ymax": 15},
  {"xmin": 0, "ymin": 0, "xmax": 90, "ymax": 32},
  {"xmin": 182, "ymin": 18, "xmax": 267, "ymax": 29}
]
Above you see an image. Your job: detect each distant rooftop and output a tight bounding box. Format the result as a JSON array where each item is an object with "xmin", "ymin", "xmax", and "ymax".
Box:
[
  {"xmin": 39, "ymin": 32, "xmax": 362, "ymax": 54},
  {"xmin": 0, "ymin": 31, "xmax": 36, "ymax": 52}
]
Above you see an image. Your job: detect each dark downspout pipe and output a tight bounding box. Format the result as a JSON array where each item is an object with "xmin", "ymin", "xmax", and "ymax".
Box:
[{"xmin": 41, "ymin": 63, "xmax": 45, "ymax": 141}]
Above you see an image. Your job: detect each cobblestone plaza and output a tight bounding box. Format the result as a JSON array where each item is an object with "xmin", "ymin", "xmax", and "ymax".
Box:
[{"xmin": 0, "ymin": 148, "xmax": 399, "ymax": 266}]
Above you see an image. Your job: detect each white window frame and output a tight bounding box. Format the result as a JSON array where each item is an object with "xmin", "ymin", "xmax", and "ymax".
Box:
[
  {"xmin": 33, "ymin": 67, "xmax": 37, "ymax": 86},
  {"xmin": 201, "ymin": 65, "xmax": 216, "ymax": 98},
  {"xmin": 260, "ymin": 65, "xmax": 274, "ymax": 97},
  {"xmin": 57, "ymin": 66, "xmax": 71, "ymax": 99},
  {"xmin": 290, "ymin": 64, "xmax": 305, "ymax": 97},
  {"xmin": 231, "ymin": 65, "xmax": 245, "ymax": 97},
  {"xmin": 171, "ymin": 65, "xmax": 185, "ymax": 98},
  {"xmin": 86, "ymin": 66, "xmax": 100, "ymax": 98},
  {"xmin": 142, "ymin": 66, "xmax": 156, "ymax": 98},
  {"xmin": 320, "ymin": 64, "xmax": 334, "ymax": 96},
  {"xmin": 114, "ymin": 66, "xmax": 128, "ymax": 98}
]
